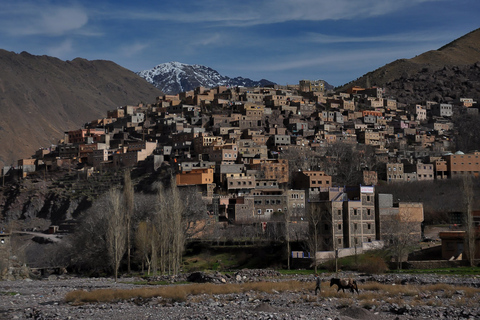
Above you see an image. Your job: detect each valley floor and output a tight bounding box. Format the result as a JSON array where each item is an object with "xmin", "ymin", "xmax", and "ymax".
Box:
[{"xmin": 0, "ymin": 272, "xmax": 479, "ymax": 319}]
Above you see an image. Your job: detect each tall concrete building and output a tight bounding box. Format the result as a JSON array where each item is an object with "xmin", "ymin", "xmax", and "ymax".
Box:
[{"xmin": 307, "ymin": 185, "xmax": 376, "ymax": 251}]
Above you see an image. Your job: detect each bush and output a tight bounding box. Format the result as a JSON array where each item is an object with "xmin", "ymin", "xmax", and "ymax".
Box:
[
  {"xmin": 356, "ymin": 256, "xmax": 388, "ymax": 274},
  {"xmin": 321, "ymin": 259, "xmax": 338, "ymax": 272},
  {"xmin": 320, "ymin": 253, "xmax": 389, "ymax": 274}
]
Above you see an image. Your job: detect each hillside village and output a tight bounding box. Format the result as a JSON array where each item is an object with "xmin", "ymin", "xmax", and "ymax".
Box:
[{"xmin": 2, "ymin": 80, "xmax": 480, "ymax": 262}]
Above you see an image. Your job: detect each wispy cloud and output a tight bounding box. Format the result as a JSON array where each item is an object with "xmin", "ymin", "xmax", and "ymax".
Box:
[
  {"xmin": 107, "ymin": 0, "xmax": 442, "ymax": 26},
  {"xmin": 192, "ymin": 33, "xmax": 223, "ymax": 46},
  {"xmin": 234, "ymin": 43, "xmax": 437, "ymax": 73},
  {"xmin": 46, "ymin": 39, "xmax": 74, "ymax": 58},
  {"xmin": 304, "ymin": 30, "xmax": 458, "ymax": 44},
  {"xmin": 0, "ymin": 2, "xmax": 89, "ymax": 36},
  {"xmin": 119, "ymin": 42, "xmax": 150, "ymax": 58}
]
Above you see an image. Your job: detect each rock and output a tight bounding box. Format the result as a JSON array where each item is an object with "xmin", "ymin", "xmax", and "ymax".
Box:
[
  {"xmin": 254, "ymin": 303, "xmax": 276, "ymax": 312},
  {"xmin": 340, "ymin": 306, "xmax": 381, "ymax": 319}
]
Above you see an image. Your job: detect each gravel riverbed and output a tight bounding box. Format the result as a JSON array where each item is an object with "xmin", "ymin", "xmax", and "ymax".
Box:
[{"xmin": 1, "ymin": 271, "xmax": 480, "ymax": 320}]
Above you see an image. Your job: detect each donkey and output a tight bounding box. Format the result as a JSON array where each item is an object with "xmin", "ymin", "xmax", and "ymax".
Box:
[{"xmin": 330, "ymin": 278, "xmax": 359, "ymax": 294}]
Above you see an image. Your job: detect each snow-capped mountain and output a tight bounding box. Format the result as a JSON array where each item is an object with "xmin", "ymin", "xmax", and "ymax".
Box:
[{"xmin": 137, "ymin": 62, "xmax": 276, "ymax": 95}]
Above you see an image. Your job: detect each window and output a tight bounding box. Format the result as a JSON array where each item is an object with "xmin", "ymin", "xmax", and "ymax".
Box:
[{"xmin": 338, "ymin": 224, "xmax": 342, "ymax": 230}]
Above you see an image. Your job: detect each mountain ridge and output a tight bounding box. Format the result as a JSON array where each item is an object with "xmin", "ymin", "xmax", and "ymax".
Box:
[
  {"xmin": 137, "ymin": 61, "xmax": 276, "ymax": 94},
  {"xmin": 0, "ymin": 49, "xmax": 164, "ymax": 169},
  {"xmin": 338, "ymin": 28, "xmax": 480, "ymax": 102}
]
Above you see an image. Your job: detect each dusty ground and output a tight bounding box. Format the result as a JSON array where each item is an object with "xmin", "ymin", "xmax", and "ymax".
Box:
[{"xmin": 1, "ymin": 271, "xmax": 480, "ymax": 320}]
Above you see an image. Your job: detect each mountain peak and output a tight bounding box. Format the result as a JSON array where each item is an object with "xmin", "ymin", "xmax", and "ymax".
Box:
[{"xmin": 138, "ymin": 62, "xmax": 275, "ymax": 94}]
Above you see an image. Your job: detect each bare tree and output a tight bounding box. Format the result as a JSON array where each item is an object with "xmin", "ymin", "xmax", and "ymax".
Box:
[
  {"xmin": 154, "ymin": 183, "xmax": 168, "ymax": 275},
  {"xmin": 106, "ymin": 188, "xmax": 127, "ymax": 282},
  {"xmin": 123, "ymin": 169, "xmax": 134, "ymax": 274},
  {"xmin": 382, "ymin": 215, "xmax": 418, "ymax": 270},
  {"xmin": 169, "ymin": 179, "xmax": 184, "ymax": 275},
  {"xmin": 280, "ymin": 142, "xmax": 378, "ymax": 187},
  {"xmin": 462, "ymin": 175, "xmax": 476, "ymax": 266},
  {"xmin": 180, "ymin": 187, "xmax": 208, "ymax": 240},
  {"xmin": 280, "ymin": 148, "xmax": 321, "ymax": 181},
  {"xmin": 285, "ymin": 209, "xmax": 291, "ymax": 270},
  {"xmin": 149, "ymin": 179, "xmax": 186, "ymax": 275},
  {"xmin": 67, "ymin": 194, "xmax": 111, "ymax": 273},
  {"xmin": 306, "ymin": 203, "xmax": 322, "ymax": 273},
  {"xmin": 135, "ymin": 220, "xmax": 159, "ymax": 275}
]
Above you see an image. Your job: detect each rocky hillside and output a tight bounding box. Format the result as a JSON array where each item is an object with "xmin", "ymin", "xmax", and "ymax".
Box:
[
  {"xmin": 338, "ymin": 28, "xmax": 480, "ymax": 103},
  {"xmin": 0, "ymin": 169, "xmax": 126, "ymax": 226},
  {"xmin": 385, "ymin": 62, "xmax": 480, "ymax": 104},
  {"xmin": 137, "ymin": 61, "xmax": 275, "ymax": 94},
  {"xmin": 0, "ymin": 50, "xmax": 164, "ymax": 169}
]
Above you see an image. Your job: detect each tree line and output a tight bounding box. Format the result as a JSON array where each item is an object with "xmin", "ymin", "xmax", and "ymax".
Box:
[{"xmin": 51, "ymin": 170, "xmax": 207, "ymax": 280}]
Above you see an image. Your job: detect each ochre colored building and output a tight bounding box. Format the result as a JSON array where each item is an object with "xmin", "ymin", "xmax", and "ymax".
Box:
[{"xmin": 176, "ymin": 168, "xmax": 214, "ymax": 186}]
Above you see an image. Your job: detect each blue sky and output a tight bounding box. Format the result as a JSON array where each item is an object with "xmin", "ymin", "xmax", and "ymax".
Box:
[{"xmin": 0, "ymin": 1, "xmax": 479, "ymax": 87}]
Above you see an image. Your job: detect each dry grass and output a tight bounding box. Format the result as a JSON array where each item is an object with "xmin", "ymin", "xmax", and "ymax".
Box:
[
  {"xmin": 65, "ymin": 280, "xmax": 480, "ymax": 307},
  {"xmin": 65, "ymin": 280, "xmax": 314, "ymax": 304},
  {"xmin": 426, "ymin": 298, "xmax": 443, "ymax": 307}
]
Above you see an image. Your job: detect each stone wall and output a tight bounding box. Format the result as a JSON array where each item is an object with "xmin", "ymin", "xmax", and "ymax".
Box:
[{"xmin": 403, "ymin": 260, "xmax": 469, "ymax": 269}]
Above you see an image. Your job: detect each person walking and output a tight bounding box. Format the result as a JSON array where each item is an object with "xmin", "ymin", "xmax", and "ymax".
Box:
[{"xmin": 315, "ymin": 274, "xmax": 321, "ymax": 295}]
